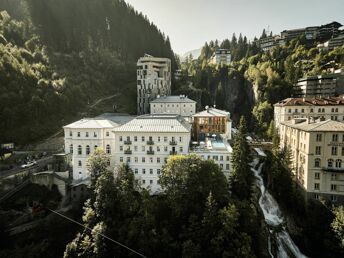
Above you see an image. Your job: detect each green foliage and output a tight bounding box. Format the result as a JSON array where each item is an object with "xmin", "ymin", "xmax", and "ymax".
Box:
[{"xmin": 332, "ymin": 206, "xmax": 344, "ymax": 248}]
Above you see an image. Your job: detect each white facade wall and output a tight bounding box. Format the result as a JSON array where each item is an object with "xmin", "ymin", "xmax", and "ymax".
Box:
[
  {"xmin": 150, "ymin": 102, "xmax": 196, "ymax": 117},
  {"xmin": 193, "ymin": 151, "xmax": 231, "ymax": 178},
  {"xmin": 113, "ymin": 132, "xmax": 190, "ymax": 192}
]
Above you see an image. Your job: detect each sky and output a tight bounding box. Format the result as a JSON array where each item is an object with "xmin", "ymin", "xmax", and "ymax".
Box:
[{"xmin": 124, "ymin": 0, "xmax": 344, "ymax": 55}]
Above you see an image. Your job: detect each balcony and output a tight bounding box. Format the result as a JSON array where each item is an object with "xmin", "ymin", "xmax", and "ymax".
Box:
[
  {"xmin": 124, "ymin": 150, "xmax": 132, "ymax": 155},
  {"xmin": 146, "ymin": 140, "xmax": 154, "ymax": 145},
  {"xmin": 124, "ymin": 140, "xmax": 132, "ymax": 145},
  {"xmin": 170, "ymin": 151, "xmax": 178, "ymax": 155},
  {"xmin": 169, "ymin": 140, "xmax": 177, "ymax": 145},
  {"xmin": 322, "ymin": 167, "xmax": 344, "ymax": 173},
  {"xmin": 147, "ymin": 150, "xmax": 155, "ymax": 155}
]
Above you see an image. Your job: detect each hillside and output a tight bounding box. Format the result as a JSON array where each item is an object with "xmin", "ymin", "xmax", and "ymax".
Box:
[{"xmin": 0, "ymin": 0, "xmax": 176, "ymax": 145}]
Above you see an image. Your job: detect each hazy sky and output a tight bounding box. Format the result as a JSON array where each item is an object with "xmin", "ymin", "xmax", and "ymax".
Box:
[{"xmin": 124, "ymin": 0, "xmax": 344, "ymax": 55}]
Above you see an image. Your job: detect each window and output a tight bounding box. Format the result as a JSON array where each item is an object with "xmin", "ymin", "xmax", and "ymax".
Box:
[
  {"xmin": 295, "ymin": 108, "xmax": 298, "ymax": 113},
  {"xmin": 331, "ymin": 173, "xmax": 337, "ymax": 180},
  {"xmin": 69, "ymin": 144, "xmax": 73, "ymax": 154},
  {"xmin": 322, "ymin": 108, "xmax": 325, "ymax": 113},
  {"xmin": 106, "ymin": 144, "xmax": 111, "ymax": 154},
  {"xmin": 78, "ymin": 160, "xmax": 82, "ymax": 167},
  {"xmin": 315, "ymin": 146, "xmax": 321, "ymax": 155},
  {"xmin": 333, "ymin": 134, "xmax": 338, "ymax": 142},
  {"xmin": 142, "ymin": 157, "xmax": 145, "ymax": 163},
  {"xmin": 332, "ymin": 146, "xmax": 337, "ymax": 155},
  {"xmin": 331, "ymin": 195, "xmax": 337, "ymax": 202},
  {"xmin": 126, "ymin": 157, "xmax": 130, "ymax": 163},
  {"xmin": 314, "ymin": 158, "xmax": 321, "ymax": 168},
  {"xmin": 301, "ymin": 109, "xmax": 304, "ymax": 113},
  {"xmin": 316, "ymin": 134, "xmax": 322, "ymax": 142},
  {"xmin": 226, "ymin": 156, "xmax": 230, "ymax": 161},
  {"xmin": 120, "ymin": 157, "xmax": 123, "ymax": 162},
  {"xmin": 157, "ymin": 146, "xmax": 160, "ymax": 152},
  {"xmin": 150, "ymin": 169, "xmax": 153, "ymax": 174},
  {"xmin": 150, "ymin": 180, "xmax": 153, "ymax": 185},
  {"xmin": 94, "ymin": 145, "xmax": 98, "ymax": 150},
  {"xmin": 142, "ymin": 146, "xmax": 145, "ymax": 151},
  {"xmin": 220, "ymin": 156, "xmax": 223, "ymax": 161},
  {"xmin": 158, "ymin": 136, "xmax": 161, "ymax": 142},
  {"xmin": 142, "ymin": 180, "xmax": 146, "ymax": 184},
  {"xmin": 77, "ymin": 132, "xmax": 80, "ymax": 137},
  {"xmin": 310, "ymin": 108, "xmax": 313, "ymax": 113},
  {"xmin": 86, "ymin": 132, "xmax": 89, "ymax": 137},
  {"xmin": 69, "ymin": 131, "xmax": 72, "ymax": 137},
  {"xmin": 164, "ymin": 136, "xmax": 167, "ymax": 142},
  {"xmin": 336, "ymin": 159, "xmax": 342, "ymax": 168},
  {"xmin": 78, "ymin": 145, "xmax": 82, "ymax": 155},
  {"xmin": 134, "ymin": 146, "xmax": 138, "ymax": 151},
  {"xmin": 157, "ymin": 169, "xmax": 161, "ymax": 175},
  {"xmin": 226, "ymin": 164, "xmax": 230, "ymax": 170},
  {"xmin": 86, "ymin": 145, "xmax": 90, "ymax": 155},
  {"xmin": 336, "ymin": 108, "xmax": 338, "ymax": 112},
  {"xmin": 135, "ymin": 169, "xmax": 138, "ymax": 174},
  {"xmin": 142, "ymin": 169, "xmax": 146, "ymax": 174},
  {"xmin": 106, "ymin": 131, "xmax": 109, "ymax": 137},
  {"xmin": 328, "ymin": 159, "xmax": 334, "ymax": 168},
  {"xmin": 164, "ymin": 146, "xmax": 168, "ymax": 152},
  {"xmin": 314, "ymin": 183, "xmax": 320, "ymax": 190},
  {"xmin": 179, "ymin": 146, "xmax": 183, "ymax": 152},
  {"xmin": 94, "ymin": 132, "xmax": 97, "ymax": 137},
  {"xmin": 314, "ymin": 194, "xmax": 319, "ymax": 200},
  {"xmin": 134, "ymin": 136, "xmax": 137, "ymax": 142},
  {"xmin": 157, "ymin": 157, "xmax": 160, "ymax": 163},
  {"xmin": 150, "ymin": 157, "xmax": 153, "ymax": 163},
  {"xmin": 288, "ymin": 109, "xmax": 291, "ymax": 113},
  {"xmin": 142, "ymin": 136, "xmax": 145, "ymax": 142},
  {"xmin": 119, "ymin": 136, "xmax": 123, "ymax": 141},
  {"xmin": 164, "ymin": 158, "xmax": 167, "ymax": 163},
  {"xmin": 331, "ymin": 184, "xmax": 337, "ymax": 191},
  {"xmin": 134, "ymin": 157, "xmax": 138, "ymax": 163},
  {"xmin": 179, "ymin": 137, "xmax": 182, "ymax": 142},
  {"xmin": 314, "ymin": 172, "xmax": 320, "ymax": 179}
]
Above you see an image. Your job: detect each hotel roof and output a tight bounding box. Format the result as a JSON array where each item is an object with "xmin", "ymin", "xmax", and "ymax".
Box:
[
  {"xmin": 150, "ymin": 95, "xmax": 196, "ymax": 104},
  {"xmin": 113, "ymin": 114, "xmax": 191, "ymax": 133},
  {"xmin": 274, "ymin": 97, "xmax": 344, "ymax": 107},
  {"xmin": 64, "ymin": 113, "xmax": 134, "ymax": 129},
  {"xmin": 192, "ymin": 107, "xmax": 230, "ymax": 118},
  {"xmin": 280, "ymin": 119, "xmax": 344, "ymax": 132}
]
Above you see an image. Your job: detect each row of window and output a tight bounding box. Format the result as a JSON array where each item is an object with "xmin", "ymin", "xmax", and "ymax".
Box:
[
  {"xmin": 121, "ymin": 146, "xmax": 183, "ymax": 152},
  {"xmin": 120, "ymin": 156, "xmax": 168, "ymax": 163},
  {"xmin": 314, "ymin": 158, "xmax": 343, "ymax": 168},
  {"xmin": 70, "ymin": 144, "xmax": 111, "ymax": 155},
  {"xmin": 152, "ymin": 104, "xmax": 193, "ymax": 108},
  {"xmin": 69, "ymin": 131, "xmax": 110, "ymax": 138},
  {"xmin": 314, "ymin": 172, "xmax": 338, "ymax": 180},
  {"xmin": 288, "ymin": 107, "xmax": 339, "ymax": 113},
  {"xmin": 119, "ymin": 135, "xmax": 183, "ymax": 143},
  {"xmin": 314, "ymin": 183, "xmax": 338, "ymax": 191},
  {"xmin": 314, "ymin": 146, "xmax": 344, "ymax": 156},
  {"xmin": 134, "ymin": 168, "xmax": 161, "ymax": 175},
  {"xmin": 77, "ymin": 159, "xmax": 111, "ymax": 167},
  {"xmin": 200, "ymin": 155, "xmax": 231, "ymax": 162},
  {"xmin": 314, "ymin": 193, "xmax": 338, "ymax": 202}
]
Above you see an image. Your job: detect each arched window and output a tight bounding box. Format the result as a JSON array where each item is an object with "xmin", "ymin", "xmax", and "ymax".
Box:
[
  {"xmin": 78, "ymin": 145, "xmax": 82, "ymax": 155},
  {"xmin": 86, "ymin": 145, "xmax": 90, "ymax": 155},
  {"xmin": 69, "ymin": 144, "xmax": 73, "ymax": 154},
  {"xmin": 78, "ymin": 160, "xmax": 82, "ymax": 167},
  {"xmin": 106, "ymin": 144, "xmax": 111, "ymax": 154},
  {"xmin": 335, "ymin": 159, "xmax": 342, "ymax": 168},
  {"xmin": 314, "ymin": 158, "xmax": 321, "ymax": 168},
  {"xmin": 328, "ymin": 159, "xmax": 334, "ymax": 168},
  {"xmin": 94, "ymin": 145, "xmax": 98, "ymax": 151}
]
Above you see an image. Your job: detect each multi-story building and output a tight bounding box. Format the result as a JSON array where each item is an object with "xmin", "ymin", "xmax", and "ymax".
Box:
[
  {"xmin": 256, "ymin": 35, "xmax": 285, "ymax": 51},
  {"xmin": 192, "ymin": 107, "xmax": 231, "ymax": 141},
  {"xmin": 112, "ymin": 114, "xmax": 191, "ymax": 192},
  {"xmin": 274, "ymin": 97, "xmax": 344, "ymax": 129},
  {"xmin": 190, "ymin": 135, "xmax": 232, "ymax": 179},
  {"xmin": 63, "ymin": 114, "xmax": 133, "ymax": 180},
  {"xmin": 210, "ymin": 49, "xmax": 231, "ymax": 65},
  {"xmin": 150, "ymin": 95, "xmax": 196, "ymax": 120},
  {"xmin": 137, "ymin": 54, "xmax": 171, "ymax": 115},
  {"xmin": 279, "ymin": 118, "xmax": 344, "ymax": 204},
  {"xmin": 294, "ymin": 75, "xmax": 337, "ymax": 98}
]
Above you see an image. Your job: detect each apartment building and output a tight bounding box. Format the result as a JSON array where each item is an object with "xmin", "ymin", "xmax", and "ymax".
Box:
[
  {"xmin": 112, "ymin": 114, "xmax": 191, "ymax": 193},
  {"xmin": 63, "ymin": 114, "xmax": 133, "ymax": 180},
  {"xmin": 294, "ymin": 75, "xmax": 337, "ymax": 98},
  {"xmin": 256, "ymin": 35, "xmax": 285, "ymax": 51},
  {"xmin": 280, "ymin": 119, "xmax": 344, "ymax": 204},
  {"xmin": 192, "ymin": 107, "xmax": 231, "ymax": 141},
  {"xmin": 137, "ymin": 54, "xmax": 171, "ymax": 115},
  {"xmin": 210, "ymin": 49, "xmax": 231, "ymax": 65},
  {"xmin": 274, "ymin": 97, "xmax": 344, "ymax": 129},
  {"xmin": 150, "ymin": 95, "xmax": 196, "ymax": 119}
]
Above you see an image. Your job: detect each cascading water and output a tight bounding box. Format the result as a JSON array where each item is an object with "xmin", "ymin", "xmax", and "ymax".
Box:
[{"xmin": 251, "ymin": 159, "xmax": 308, "ymax": 258}]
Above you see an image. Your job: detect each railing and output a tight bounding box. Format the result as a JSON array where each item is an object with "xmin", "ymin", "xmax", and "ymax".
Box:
[
  {"xmin": 124, "ymin": 150, "xmax": 132, "ymax": 155},
  {"xmin": 124, "ymin": 140, "xmax": 132, "ymax": 145},
  {"xmin": 146, "ymin": 140, "xmax": 154, "ymax": 145},
  {"xmin": 170, "ymin": 151, "xmax": 178, "ymax": 155},
  {"xmin": 147, "ymin": 150, "xmax": 155, "ymax": 155},
  {"xmin": 169, "ymin": 140, "xmax": 177, "ymax": 145},
  {"xmin": 322, "ymin": 167, "xmax": 344, "ymax": 173}
]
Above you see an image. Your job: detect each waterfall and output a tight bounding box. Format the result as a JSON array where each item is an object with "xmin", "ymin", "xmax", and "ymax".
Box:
[{"xmin": 251, "ymin": 159, "xmax": 308, "ymax": 258}]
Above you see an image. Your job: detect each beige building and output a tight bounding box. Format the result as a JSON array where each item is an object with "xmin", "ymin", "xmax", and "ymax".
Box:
[
  {"xmin": 280, "ymin": 119, "xmax": 344, "ymax": 204},
  {"xmin": 274, "ymin": 97, "xmax": 344, "ymax": 129},
  {"xmin": 210, "ymin": 49, "xmax": 231, "ymax": 65},
  {"xmin": 137, "ymin": 54, "xmax": 171, "ymax": 115}
]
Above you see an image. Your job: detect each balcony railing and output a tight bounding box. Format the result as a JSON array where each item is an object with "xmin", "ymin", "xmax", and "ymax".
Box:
[
  {"xmin": 146, "ymin": 140, "xmax": 154, "ymax": 145},
  {"xmin": 124, "ymin": 150, "xmax": 132, "ymax": 155},
  {"xmin": 124, "ymin": 140, "xmax": 132, "ymax": 145},
  {"xmin": 322, "ymin": 167, "xmax": 344, "ymax": 173},
  {"xmin": 169, "ymin": 140, "xmax": 177, "ymax": 145},
  {"xmin": 170, "ymin": 151, "xmax": 178, "ymax": 155},
  {"xmin": 147, "ymin": 150, "xmax": 155, "ymax": 155}
]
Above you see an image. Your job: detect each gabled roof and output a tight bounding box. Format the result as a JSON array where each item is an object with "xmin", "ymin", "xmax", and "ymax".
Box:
[
  {"xmin": 113, "ymin": 114, "xmax": 191, "ymax": 133},
  {"xmin": 150, "ymin": 95, "xmax": 196, "ymax": 104},
  {"xmin": 280, "ymin": 119, "xmax": 344, "ymax": 132},
  {"xmin": 274, "ymin": 97, "xmax": 344, "ymax": 107},
  {"xmin": 192, "ymin": 108, "xmax": 230, "ymax": 118}
]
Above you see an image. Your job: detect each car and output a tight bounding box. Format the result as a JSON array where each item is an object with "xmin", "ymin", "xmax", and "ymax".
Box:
[{"xmin": 21, "ymin": 161, "xmax": 37, "ymax": 168}]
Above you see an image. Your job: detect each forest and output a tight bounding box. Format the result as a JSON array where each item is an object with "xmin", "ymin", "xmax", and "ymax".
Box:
[{"xmin": 0, "ymin": 0, "xmax": 176, "ymax": 144}]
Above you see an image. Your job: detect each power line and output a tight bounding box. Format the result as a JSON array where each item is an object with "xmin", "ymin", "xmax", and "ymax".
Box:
[{"xmin": 47, "ymin": 208, "xmax": 148, "ymax": 258}]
